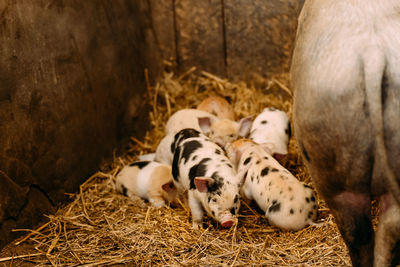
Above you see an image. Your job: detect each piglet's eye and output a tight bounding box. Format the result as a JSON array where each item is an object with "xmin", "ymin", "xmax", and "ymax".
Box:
[{"xmin": 229, "ymin": 134, "xmax": 234, "ymax": 138}]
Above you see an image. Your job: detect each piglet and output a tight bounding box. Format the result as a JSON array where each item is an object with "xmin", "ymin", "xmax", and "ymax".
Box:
[
  {"xmin": 196, "ymin": 96, "xmax": 236, "ymax": 121},
  {"xmin": 171, "ymin": 128, "xmax": 242, "ymax": 229},
  {"xmin": 115, "ymin": 161, "xmax": 177, "ymax": 208},
  {"xmin": 249, "ymin": 107, "xmax": 291, "ymax": 161},
  {"xmin": 165, "ymin": 109, "xmax": 218, "ymax": 134},
  {"xmin": 165, "ymin": 108, "xmax": 252, "ymax": 148},
  {"xmin": 154, "ymin": 134, "xmax": 174, "ymax": 165},
  {"xmin": 226, "ymin": 139, "xmax": 318, "ymax": 231},
  {"xmin": 155, "ymin": 128, "xmax": 203, "ymax": 165}
]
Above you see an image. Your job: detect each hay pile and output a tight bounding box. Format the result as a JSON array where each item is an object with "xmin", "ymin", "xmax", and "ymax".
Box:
[{"xmin": 1, "ymin": 69, "xmax": 352, "ymax": 266}]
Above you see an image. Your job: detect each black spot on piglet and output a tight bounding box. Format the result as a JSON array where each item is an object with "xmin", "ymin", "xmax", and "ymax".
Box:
[
  {"xmin": 286, "ymin": 122, "xmax": 292, "ymax": 139},
  {"xmin": 301, "ymin": 144, "xmax": 311, "ymax": 162},
  {"xmin": 181, "ymin": 140, "xmax": 203, "ymax": 163},
  {"xmin": 189, "ymin": 158, "xmax": 211, "ymax": 189},
  {"xmin": 303, "ymin": 184, "xmax": 312, "ymax": 189},
  {"xmin": 230, "ymin": 207, "xmax": 236, "ymax": 215},
  {"xmin": 172, "ymin": 128, "xmax": 201, "ymax": 151},
  {"xmin": 172, "ymin": 146, "xmax": 181, "ymax": 181},
  {"xmin": 269, "ymin": 200, "xmax": 281, "ymax": 213},
  {"xmin": 243, "ymin": 157, "xmax": 252, "ymax": 165},
  {"xmin": 261, "ymin": 167, "xmax": 269, "ymax": 176},
  {"xmin": 121, "ymin": 185, "xmax": 128, "ymax": 196},
  {"xmin": 129, "ymin": 161, "xmax": 150, "ymax": 169}
]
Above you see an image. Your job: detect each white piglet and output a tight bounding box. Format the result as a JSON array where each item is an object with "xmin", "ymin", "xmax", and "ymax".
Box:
[
  {"xmin": 115, "ymin": 161, "xmax": 177, "ymax": 208},
  {"xmin": 165, "ymin": 109, "xmax": 218, "ymax": 134},
  {"xmin": 196, "ymin": 96, "xmax": 236, "ymax": 121},
  {"xmin": 171, "ymin": 128, "xmax": 243, "ymax": 229},
  {"xmin": 226, "ymin": 139, "xmax": 318, "ymax": 231},
  {"xmin": 165, "ymin": 108, "xmax": 252, "ymax": 148},
  {"xmin": 250, "ymin": 107, "xmax": 291, "ymax": 161},
  {"xmin": 154, "ymin": 133, "xmax": 175, "ymax": 165}
]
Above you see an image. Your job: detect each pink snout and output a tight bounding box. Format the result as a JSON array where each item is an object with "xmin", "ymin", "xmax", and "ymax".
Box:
[
  {"xmin": 273, "ymin": 153, "xmax": 286, "ymax": 162},
  {"xmin": 221, "ymin": 220, "xmax": 233, "ymax": 228},
  {"xmin": 220, "ymin": 212, "xmax": 234, "ymax": 228}
]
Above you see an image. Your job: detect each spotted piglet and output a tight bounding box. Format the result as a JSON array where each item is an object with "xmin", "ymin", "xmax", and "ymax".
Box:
[
  {"xmin": 226, "ymin": 139, "xmax": 317, "ymax": 231},
  {"xmin": 115, "ymin": 161, "xmax": 178, "ymax": 208},
  {"xmin": 171, "ymin": 128, "xmax": 242, "ymax": 229},
  {"xmin": 249, "ymin": 107, "xmax": 291, "ymax": 161}
]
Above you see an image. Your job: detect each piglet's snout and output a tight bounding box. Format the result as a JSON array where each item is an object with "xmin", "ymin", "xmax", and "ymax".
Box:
[
  {"xmin": 273, "ymin": 153, "xmax": 286, "ymax": 162},
  {"xmin": 220, "ymin": 213, "xmax": 234, "ymax": 228},
  {"xmin": 221, "ymin": 220, "xmax": 233, "ymax": 228}
]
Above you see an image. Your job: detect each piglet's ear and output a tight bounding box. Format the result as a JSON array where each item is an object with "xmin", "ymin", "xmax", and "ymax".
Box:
[
  {"xmin": 238, "ymin": 116, "xmax": 253, "ymax": 137},
  {"xmin": 162, "ymin": 181, "xmax": 175, "ymax": 193},
  {"xmin": 236, "ymin": 165, "xmax": 249, "ymax": 186},
  {"xmin": 194, "ymin": 177, "xmax": 214, "ymax": 193},
  {"xmin": 235, "ymin": 149, "xmax": 244, "ymax": 164},
  {"xmin": 198, "ymin": 117, "xmax": 212, "ymax": 134},
  {"xmin": 260, "ymin": 142, "xmax": 274, "ymax": 155}
]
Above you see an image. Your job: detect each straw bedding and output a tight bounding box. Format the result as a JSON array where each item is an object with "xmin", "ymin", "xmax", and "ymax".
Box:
[{"xmin": 1, "ymin": 69, "xmax": 354, "ymax": 266}]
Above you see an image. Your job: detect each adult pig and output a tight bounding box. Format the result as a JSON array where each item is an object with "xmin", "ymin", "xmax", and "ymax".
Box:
[{"xmin": 291, "ymin": 1, "xmax": 400, "ymax": 266}]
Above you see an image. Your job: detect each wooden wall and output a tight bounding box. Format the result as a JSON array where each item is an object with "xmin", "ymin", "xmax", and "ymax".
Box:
[
  {"xmin": 149, "ymin": 0, "xmax": 304, "ymax": 80},
  {"xmin": 0, "ymin": 0, "xmax": 304, "ymax": 249},
  {"xmin": 0, "ymin": 0, "xmax": 161, "ymax": 249}
]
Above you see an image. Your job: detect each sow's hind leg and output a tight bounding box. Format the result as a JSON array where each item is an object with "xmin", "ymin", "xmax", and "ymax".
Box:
[
  {"xmin": 294, "ymin": 98, "xmax": 375, "ymax": 267},
  {"xmin": 374, "ymin": 194, "xmax": 400, "ymax": 267},
  {"xmin": 299, "ymin": 139, "xmax": 375, "ymax": 267},
  {"xmin": 375, "ymin": 73, "xmax": 400, "ymax": 267}
]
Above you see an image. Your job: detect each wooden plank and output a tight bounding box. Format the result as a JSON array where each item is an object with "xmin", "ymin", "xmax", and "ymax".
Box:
[
  {"xmin": 174, "ymin": 0, "xmax": 225, "ymax": 77},
  {"xmin": 224, "ymin": 0, "xmax": 302, "ymax": 81},
  {"xmin": 149, "ymin": 0, "xmax": 176, "ymax": 68}
]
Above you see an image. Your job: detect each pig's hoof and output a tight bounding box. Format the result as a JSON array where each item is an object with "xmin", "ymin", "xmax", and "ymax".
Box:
[
  {"xmin": 192, "ymin": 222, "xmax": 201, "ymax": 230},
  {"xmin": 150, "ymin": 200, "xmax": 165, "ymax": 208},
  {"xmin": 309, "ymin": 221, "xmax": 324, "ymax": 227}
]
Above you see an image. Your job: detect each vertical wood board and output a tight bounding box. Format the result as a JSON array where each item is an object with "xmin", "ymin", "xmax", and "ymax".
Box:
[
  {"xmin": 224, "ymin": 0, "xmax": 301, "ymax": 80},
  {"xmin": 149, "ymin": 0, "xmax": 176, "ymax": 65},
  {"xmin": 174, "ymin": 0, "xmax": 225, "ymax": 76}
]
